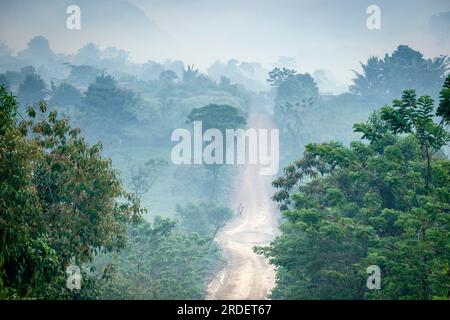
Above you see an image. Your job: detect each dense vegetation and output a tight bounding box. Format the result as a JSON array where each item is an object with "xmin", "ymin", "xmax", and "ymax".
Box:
[
  {"xmin": 0, "ymin": 86, "xmax": 143, "ymax": 298},
  {"xmin": 0, "ymin": 86, "xmax": 235, "ymax": 299},
  {"xmin": 0, "ymin": 35, "xmax": 250, "ymax": 299},
  {"xmin": 351, "ymin": 45, "xmax": 448, "ymax": 101},
  {"xmin": 267, "ymin": 45, "xmax": 449, "ymax": 168},
  {"xmin": 101, "ymin": 217, "xmax": 221, "ymax": 299},
  {"xmin": 256, "ymin": 76, "xmax": 450, "ymax": 300},
  {"xmin": 0, "ymin": 35, "xmax": 448, "ymax": 300}
]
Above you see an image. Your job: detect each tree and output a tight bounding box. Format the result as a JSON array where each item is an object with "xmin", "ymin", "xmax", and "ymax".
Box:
[
  {"xmin": 128, "ymin": 158, "xmax": 168, "ymax": 201},
  {"xmin": 4, "ymin": 66, "xmax": 38, "ymax": 88},
  {"xmin": 17, "ymin": 72, "xmax": 47, "ymax": 107},
  {"xmin": 0, "ymin": 86, "xmax": 143, "ymax": 299},
  {"xmin": 66, "ymin": 64, "xmax": 101, "ymax": 88},
  {"xmin": 350, "ymin": 56, "xmax": 384, "ymax": 97},
  {"xmin": 437, "ymin": 75, "xmax": 450, "ymax": 124},
  {"xmin": 102, "ymin": 47, "xmax": 131, "ymax": 67},
  {"xmin": 83, "ymin": 73, "xmax": 136, "ymax": 119},
  {"xmin": 0, "ymin": 74, "xmax": 9, "ymax": 89},
  {"xmin": 267, "ymin": 67, "xmax": 297, "ymax": 88},
  {"xmin": 17, "ymin": 36, "xmax": 55, "ymax": 65},
  {"xmin": 207, "ymin": 204, "xmax": 233, "ymax": 239},
  {"xmin": 159, "ymin": 70, "xmax": 178, "ymax": 84},
  {"xmin": 183, "ymin": 65, "xmax": 199, "ymax": 83},
  {"xmin": 257, "ymin": 79, "xmax": 450, "ymax": 300},
  {"xmin": 187, "ymin": 104, "xmax": 247, "ymax": 199},
  {"xmin": 74, "ymin": 43, "xmax": 102, "ymax": 66},
  {"xmin": 268, "ymin": 68, "xmax": 319, "ymax": 147},
  {"xmin": 219, "ymin": 75, "xmax": 231, "ymax": 88},
  {"xmin": 82, "ymin": 73, "xmax": 137, "ymax": 141},
  {"xmin": 102, "ymin": 217, "xmax": 221, "ymax": 299},
  {"xmin": 187, "ymin": 104, "xmax": 246, "ymax": 133},
  {"xmin": 276, "ymin": 73, "xmax": 319, "ymax": 105},
  {"xmin": 208, "ymin": 60, "xmax": 269, "ymax": 92},
  {"xmin": 175, "ymin": 203, "xmax": 233, "ymax": 238},
  {"xmin": 48, "ymin": 81, "xmax": 82, "ymax": 108},
  {"xmin": 376, "ymin": 90, "xmax": 448, "ymax": 189},
  {"xmin": 351, "ymin": 45, "xmax": 448, "ymax": 101}
]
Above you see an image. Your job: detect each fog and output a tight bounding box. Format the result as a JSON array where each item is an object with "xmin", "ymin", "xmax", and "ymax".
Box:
[
  {"xmin": 1, "ymin": 0, "xmax": 449, "ymax": 301},
  {"xmin": 1, "ymin": 0, "xmax": 449, "ymax": 86}
]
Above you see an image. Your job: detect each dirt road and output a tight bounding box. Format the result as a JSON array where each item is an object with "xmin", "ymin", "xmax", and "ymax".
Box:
[{"xmin": 207, "ymin": 114, "xmax": 279, "ymax": 300}]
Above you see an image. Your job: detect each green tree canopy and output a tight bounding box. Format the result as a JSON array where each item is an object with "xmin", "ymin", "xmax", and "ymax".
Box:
[
  {"xmin": 437, "ymin": 74, "xmax": 450, "ymax": 123},
  {"xmin": 17, "ymin": 72, "xmax": 47, "ymax": 107},
  {"xmin": 187, "ymin": 103, "xmax": 247, "ymax": 133},
  {"xmin": 267, "ymin": 68, "xmax": 319, "ymax": 147},
  {"xmin": 0, "ymin": 74, "xmax": 9, "ymax": 89},
  {"xmin": 176, "ymin": 203, "xmax": 233, "ymax": 238},
  {"xmin": 0, "ymin": 86, "xmax": 143, "ymax": 299},
  {"xmin": 257, "ymin": 79, "xmax": 450, "ymax": 300},
  {"xmin": 351, "ymin": 45, "xmax": 448, "ymax": 100},
  {"xmin": 102, "ymin": 217, "xmax": 220, "ymax": 299},
  {"xmin": 49, "ymin": 81, "xmax": 82, "ymax": 108},
  {"xmin": 83, "ymin": 73, "xmax": 136, "ymax": 119}
]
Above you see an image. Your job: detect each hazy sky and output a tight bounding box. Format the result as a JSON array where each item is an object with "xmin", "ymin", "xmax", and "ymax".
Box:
[{"xmin": 1, "ymin": 0, "xmax": 449, "ymax": 85}]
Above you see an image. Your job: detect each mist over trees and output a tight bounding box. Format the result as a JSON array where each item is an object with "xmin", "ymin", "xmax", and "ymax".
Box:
[
  {"xmin": 82, "ymin": 73, "xmax": 137, "ymax": 142},
  {"xmin": 0, "ymin": 36, "xmax": 252, "ymax": 300},
  {"xmin": 0, "ymin": 33, "xmax": 449, "ymax": 300},
  {"xmin": 48, "ymin": 81, "xmax": 82, "ymax": 108},
  {"xmin": 267, "ymin": 67, "xmax": 320, "ymax": 161},
  {"xmin": 351, "ymin": 45, "xmax": 448, "ymax": 102},
  {"xmin": 0, "ymin": 87, "xmax": 143, "ymax": 298},
  {"xmin": 100, "ymin": 217, "xmax": 221, "ymax": 300},
  {"xmin": 257, "ymin": 77, "xmax": 450, "ymax": 300},
  {"xmin": 17, "ymin": 72, "xmax": 47, "ymax": 107}
]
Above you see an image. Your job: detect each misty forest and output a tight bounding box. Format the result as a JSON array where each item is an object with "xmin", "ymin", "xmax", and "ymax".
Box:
[{"xmin": 0, "ymin": 0, "xmax": 449, "ymax": 301}]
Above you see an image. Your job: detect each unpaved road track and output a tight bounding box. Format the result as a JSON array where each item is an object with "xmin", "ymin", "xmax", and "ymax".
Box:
[{"xmin": 207, "ymin": 114, "xmax": 279, "ymax": 300}]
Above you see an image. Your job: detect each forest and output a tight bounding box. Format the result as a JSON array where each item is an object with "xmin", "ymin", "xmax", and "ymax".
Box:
[{"xmin": 0, "ymin": 0, "xmax": 449, "ymax": 301}]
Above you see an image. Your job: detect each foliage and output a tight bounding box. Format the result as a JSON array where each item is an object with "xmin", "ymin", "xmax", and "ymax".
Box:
[
  {"xmin": 83, "ymin": 73, "xmax": 136, "ymax": 119},
  {"xmin": 101, "ymin": 217, "xmax": 221, "ymax": 299},
  {"xmin": 267, "ymin": 67, "xmax": 297, "ymax": 88},
  {"xmin": 17, "ymin": 72, "xmax": 47, "ymax": 107},
  {"xmin": 183, "ymin": 65, "xmax": 199, "ymax": 83},
  {"xmin": 175, "ymin": 203, "xmax": 233, "ymax": 238},
  {"xmin": 0, "ymin": 86, "xmax": 143, "ymax": 299},
  {"xmin": 437, "ymin": 75, "xmax": 450, "ymax": 124},
  {"xmin": 128, "ymin": 158, "xmax": 168, "ymax": 201},
  {"xmin": 66, "ymin": 64, "xmax": 101, "ymax": 88},
  {"xmin": 268, "ymin": 68, "xmax": 319, "ymax": 150},
  {"xmin": 187, "ymin": 104, "xmax": 247, "ymax": 199},
  {"xmin": 159, "ymin": 70, "xmax": 178, "ymax": 84},
  {"xmin": 187, "ymin": 103, "xmax": 247, "ymax": 133},
  {"xmin": 0, "ymin": 74, "xmax": 9, "ymax": 89},
  {"xmin": 350, "ymin": 45, "xmax": 448, "ymax": 101},
  {"xmin": 82, "ymin": 73, "xmax": 137, "ymax": 142},
  {"xmin": 257, "ymin": 81, "xmax": 450, "ymax": 300},
  {"xmin": 49, "ymin": 81, "xmax": 82, "ymax": 108},
  {"xmin": 2, "ymin": 66, "xmax": 36, "ymax": 88}
]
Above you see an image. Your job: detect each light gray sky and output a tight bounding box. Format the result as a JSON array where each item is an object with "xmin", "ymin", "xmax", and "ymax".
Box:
[{"xmin": 1, "ymin": 0, "xmax": 449, "ymax": 85}]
